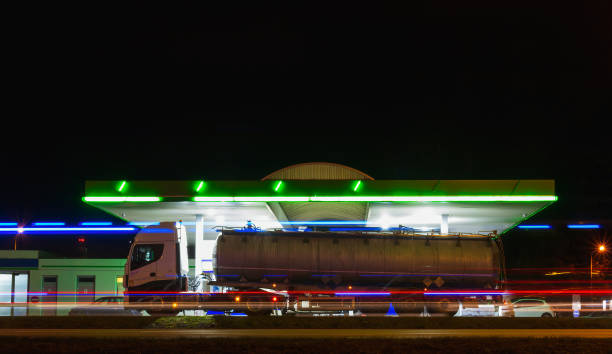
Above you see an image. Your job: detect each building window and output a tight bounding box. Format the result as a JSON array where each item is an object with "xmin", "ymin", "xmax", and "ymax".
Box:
[
  {"xmin": 116, "ymin": 276, "xmax": 124, "ymax": 295},
  {"xmin": 77, "ymin": 276, "xmax": 95, "ymax": 303}
]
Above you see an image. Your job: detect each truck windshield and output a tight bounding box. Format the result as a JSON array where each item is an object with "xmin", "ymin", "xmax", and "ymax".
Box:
[{"xmin": 130, "ymin": 244, "xmax": 164, "ymax": 270}]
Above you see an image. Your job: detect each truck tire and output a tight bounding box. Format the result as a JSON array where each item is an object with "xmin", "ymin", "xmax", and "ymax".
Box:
[
  {"xmin": 147, "ymin": 298, "xmax": 180, "ymax": 316},
  {"xmin": 427, "ymin": 298, "xmax": 459, "ymax": 316},
  {"xmin": 245, "ymin": 298, "xmax": 271, "ymax": 316}
]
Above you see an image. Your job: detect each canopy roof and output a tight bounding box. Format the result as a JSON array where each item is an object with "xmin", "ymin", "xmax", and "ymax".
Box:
[{"xmin": 83, "ymin": 179, "xmax": 556, "ymax": 235}]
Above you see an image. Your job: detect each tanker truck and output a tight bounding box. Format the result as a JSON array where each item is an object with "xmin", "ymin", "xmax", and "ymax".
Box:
[{"xmin": 124, "ymin": 222, "xmax": 507, "ymax": 316}]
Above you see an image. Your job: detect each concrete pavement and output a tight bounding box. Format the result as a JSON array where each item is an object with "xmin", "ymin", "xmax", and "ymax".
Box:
[{"xmin": 1, "ymin": 329, "xmax": 611, "ymax": 338}]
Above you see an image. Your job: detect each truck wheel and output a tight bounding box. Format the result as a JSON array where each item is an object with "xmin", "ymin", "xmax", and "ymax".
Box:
[
  {"xmin": 541, "ymin": 313, "xmax": 552, "ymax": 318},
  {"xmin": 147, "ymin": 299, "xmax": 180, "ymax": 316},
  {"xmin": 245, "ymin": 298, "xmax": 271, "ymax": 316},
  {"xmin": 427, "ymin": 298, "xmax": 459, "ymax": 316}
]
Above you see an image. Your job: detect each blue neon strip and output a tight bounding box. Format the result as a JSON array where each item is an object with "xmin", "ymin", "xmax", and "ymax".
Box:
[
  {"xmin": 128, "ymin": 222, "xmax": 160, "ymax": 226},
  {"xmin": 280, "ymin": 221, "xmax": 368, "ymax": 225},
  {"xmin": 80, "ymin": 222, "xmax": 113, "ymax": 226},
  {"xmin": 139, "ymin": 228, "xmax": 173, "ymax": 233},
  {"xmin": 0, "ymin": 227, "xmax": 136, "ymax": 233},
  {"xmin": 263, "ymin": 275, "xmax": 287, "ymax": 277},
  {"xmin": 312, "ymin": 274, "xmax": 337, "ymax": 277},
  {"xmin": 201, "ymin": 259, "xmax": 213, "ymax": 262},
  {"xmin": 206, "ymin": 311, "xmax": 225, "ymax": 315},
  {"xmin": 335, "ymin": 292, "xmax": 391, "ymax": 296},
  {"xmin": 33, "ymin": 222, "xmax": 65, "ymax": 226},
  {"xmin": 0, "ymin": 222, "xmax": 18, "ymax": 226},
  {"xmin": 230, "ymin": 313, "xmax": 247, "ymax": 316},
  {"xmin": 567, "ymin": 224, "xmax": 600, "ymax": 229},
  {"xmin": 517, "ymin": 225, "xmax": 551, "ymax": 229}
]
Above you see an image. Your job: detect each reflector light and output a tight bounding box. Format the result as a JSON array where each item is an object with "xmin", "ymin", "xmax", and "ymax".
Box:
[
  {"xmin": 272, "ymin": 297, "xmax": 277, "ymax": 302},
  {"xmin": 195, "ymin": 180, "xmax": 205, "ymax": 192},
  {"xmin": 274, "ymin": 181, "xmax": 283, "ymax": 192},
  {"xmin": 235, "ymin": 296, "xmax": 240, "ymax": 302}
]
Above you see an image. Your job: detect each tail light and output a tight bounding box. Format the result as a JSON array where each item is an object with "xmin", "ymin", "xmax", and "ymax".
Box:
[
  {"xmin": 272, "ymin": 296, "xmax": 277, "ymax": 302},
  {"xmin": 235, "ymin": 296, "xmax": 240, "ymax": 302}
]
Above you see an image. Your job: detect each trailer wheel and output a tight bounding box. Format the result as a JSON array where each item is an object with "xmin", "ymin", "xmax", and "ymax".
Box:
[
  {"xmin": 427, "ymin": 298, "xmax": 459, "ymax": 316},
  {"xmin": 245, "ymin": 298, "xmax": 271, "ymax": 316}
]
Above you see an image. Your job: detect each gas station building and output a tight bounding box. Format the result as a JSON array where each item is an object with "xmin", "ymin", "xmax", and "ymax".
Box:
[{"xmin": 1, "ymin": 162, "xmax": 558, "ymax": 314}]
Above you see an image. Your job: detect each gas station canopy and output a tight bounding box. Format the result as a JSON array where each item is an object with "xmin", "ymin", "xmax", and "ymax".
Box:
[{"xmin": 83, "ymin": 164, "xmax": 556, "ymax": 236}]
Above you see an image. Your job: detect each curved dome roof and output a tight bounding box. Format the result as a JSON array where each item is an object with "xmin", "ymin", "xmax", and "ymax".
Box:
[
  {"xmin": 262, "ymin": 162, "xmax": 374, "ymax": 181},
  {"xmin": 262, "ymin": 162, "xmax": 372, "ymax": 222}
]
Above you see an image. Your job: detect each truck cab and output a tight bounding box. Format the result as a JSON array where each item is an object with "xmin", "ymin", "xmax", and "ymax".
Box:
[{"xmin": 124, "ymin": 222, "xmax": 189, "ymax": 310}]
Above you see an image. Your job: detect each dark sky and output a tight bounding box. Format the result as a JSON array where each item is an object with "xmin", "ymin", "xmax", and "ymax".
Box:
[{"xmin": 1, "ymin": 2, "xmax": 610, "ymax": 267}]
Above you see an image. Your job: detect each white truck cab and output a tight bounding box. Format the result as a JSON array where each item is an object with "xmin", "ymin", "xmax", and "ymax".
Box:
[{"xmin": 124, "ymin": 222, "xmax": 189, "ymax": 307}]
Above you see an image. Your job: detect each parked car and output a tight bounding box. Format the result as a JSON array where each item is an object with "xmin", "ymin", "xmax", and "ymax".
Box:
[
  {"xmin": 69, "ymin": 296, "xmax": 141, "ymax": 316},
  {"xmin": 511, "ymin": 298, "xmax": 555, "ymax": 318}
]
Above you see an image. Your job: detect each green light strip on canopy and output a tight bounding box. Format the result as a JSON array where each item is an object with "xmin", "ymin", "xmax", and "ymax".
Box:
[
  {"xmin": 235, "ymin": 196, "xmax": 310, "ymax": 202},
  {"xmin": 309, "ymin": 196, "xmax": 558, "ymax": 202},
  {"xmin": 192, "ymin": 197, "xmax": 235, "ymax": 202},
  {"xmin": 190, "ymin": 195, "xmax": 557, "ymax": 202},
  {"xmin": 83, "ymin": 196, "xmax": 161, "ymax": 202}
]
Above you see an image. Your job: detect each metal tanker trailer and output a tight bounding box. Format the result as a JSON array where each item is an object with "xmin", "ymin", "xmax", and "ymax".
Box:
[
  {"xmin": 210, "ymin": 230, "xmax": 506, "ymax": 315},
  {"xmin": 213, "ymin": 230, "xmax": 503, "ymax": 290}
]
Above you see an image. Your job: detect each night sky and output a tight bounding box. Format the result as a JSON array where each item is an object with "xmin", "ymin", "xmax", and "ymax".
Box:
[{"xmin": 1, "ymin": 2, "xmax": 610, "ymax": 270}]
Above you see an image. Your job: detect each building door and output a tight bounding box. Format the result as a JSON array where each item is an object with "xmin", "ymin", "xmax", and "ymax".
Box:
[
  {"xmin": 0, "ymin": 274, "xmax": 11, "ymax": 316},
  {"xmin": 0, "ymin": 272, "xmax": 29, "ymax": 316},
  {"xmin": 42, "ymin": 276, "xmax": 57, "ymax": 316},
  {"xmin": 77, "ymin": 276, "xmax": 95, "ymax": 303},
  {"xmin": 12, "ymin": 273, "xmax": 28, "ymax": 316}
]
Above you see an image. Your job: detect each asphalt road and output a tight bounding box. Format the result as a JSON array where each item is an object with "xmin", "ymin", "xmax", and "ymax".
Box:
[{"xmin": 1, "ymin": 329, "xmax": 612, "ymax": 338}]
